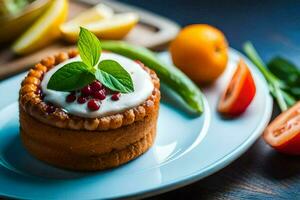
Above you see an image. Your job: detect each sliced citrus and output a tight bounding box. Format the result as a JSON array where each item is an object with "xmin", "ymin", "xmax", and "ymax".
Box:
[
  {"xmin": 12, "ymin": 0, "xmax": 68, "ymax": 55},
  {"xmin": 60, "ymin": 3, "xmax": 114, "ymax": 43},
  {"xmin": 0, "ymin": 0, "xmax": 51, "ymax": 43},
  {"xmin": 61, "ymin": 12, "xmax": 139, "ymax": 43},
  {"xmin": 62, "ymin": 4, "xmax": 114, "ymax": 27}
]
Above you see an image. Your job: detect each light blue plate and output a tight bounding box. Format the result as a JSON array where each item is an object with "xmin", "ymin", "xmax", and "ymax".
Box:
[{"xmin": 0, "ymin": 49, "xmax": 272, "ymax": 199}]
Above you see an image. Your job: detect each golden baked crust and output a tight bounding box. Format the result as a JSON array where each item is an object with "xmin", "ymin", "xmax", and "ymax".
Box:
[
  {"xmin": 21, "ymin": 128, "xmax": 156, "ymax": 171},
  {"xmin": 20, "ymin": 103, "xmax": 158, "ymax": 171},
  {"xmin": 19, "ymin": 104, "xmax": 158, "ymax": 156},
  {"xmin": 19, "ymin": 49, "xmax": 160, "ymax": 131}
]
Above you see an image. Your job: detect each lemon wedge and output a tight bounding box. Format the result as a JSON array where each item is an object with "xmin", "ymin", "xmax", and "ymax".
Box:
[
  {"xmin": 60, "ymin": 3, "xmax": 114, "ymax": 43},
  {"xmin": 12, "ymin": 0, "xmax": 68, "ymax": 55},
  {"xmin": 61, "ymin": 4, "xmax": 113, "ymax": 28},
  {"xmin": 61, "ymin": 12, "xmax": 139, "ymax": 43}
]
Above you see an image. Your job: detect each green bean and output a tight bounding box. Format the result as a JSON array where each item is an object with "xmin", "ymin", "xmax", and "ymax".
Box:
[{"xmin": 101, "ymin": 40, "xmax": 204, "ymax": 114}]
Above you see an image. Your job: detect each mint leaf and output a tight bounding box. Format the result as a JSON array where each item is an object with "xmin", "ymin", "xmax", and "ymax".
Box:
[
  {"xmin": 47, "ymin": 29, "xmax": 135, "ymax": 94},
  {"xmin": 78, "ymin": 27, "xmax": 101, "ymax": 67},
  {"xmin": 47, "ymin": 61, "xmax": 95, "ymax": 91},
  {"xmin": 95, "ymin": 60, "xmax": 134, "ymax": 93}
]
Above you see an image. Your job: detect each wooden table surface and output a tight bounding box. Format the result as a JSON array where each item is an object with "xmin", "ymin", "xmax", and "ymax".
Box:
[{"xmin": 120, "ymin": 0, "xmax": 300, "ymax": 199}]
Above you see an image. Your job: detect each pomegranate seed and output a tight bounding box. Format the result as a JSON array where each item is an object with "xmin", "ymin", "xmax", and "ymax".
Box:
[
  {"xmin": 46, "ymin": 104, "xmax": 56, "ymax": 114},
  {"xmin": 101, "ymin": 87, "xmax": 107, "ymax": 94},
  {"xmin": 111, "ymin": 92, "xmax": 121, "ymax": 101},
  {"xmin": 66, "ymin": 94, "xmax": 76, "ymax": 103},
  {"xmin": 87, "ymin": 99, "xmax": 100, "ymax": 111},
  {"xmin": 77, "ymin": 96, "xmax": 87, "ymax": 104},
  {"xmin": 93, "ymin": 89, "xmax": 106, "ymax": 100},
  {"xmin": 90, "ymin": 81, "xmax": 102, "ymax": 92},
  {"xmin": 81, "ymin": 85, "xmax": 92, "ymax": 96}
]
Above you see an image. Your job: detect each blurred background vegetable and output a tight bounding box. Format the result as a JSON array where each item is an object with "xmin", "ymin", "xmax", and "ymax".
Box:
[
  {"xmin": 268, "ymin": 57, "xmax": 300, "ymax": 99},
  {"xmin": 12, "ymin": 0, "xmax": 68, "ymax": 54},
  {"xmin": 0, "ymin": 0, "xmax": 50, "ymax": 43},
  {"xmin": 0, "ymin": 1, "xmax": 139, "ymax": 54},
  {"xmin": 243, "ymin": 42, "xmax": 297, "ymax": 112},
  {"xmin": 0, "ymin": 0, "xmax": 34, "ymax": 16}
]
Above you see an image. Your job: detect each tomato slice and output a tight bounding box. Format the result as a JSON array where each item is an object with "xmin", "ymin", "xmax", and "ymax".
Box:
[
  {"xmin": 218, "ymin": 59, "xmax": 256, "ymax": 117},
  {"xmin": 264, "ymin": 102, "xmax": 300, "ymax": 155}
]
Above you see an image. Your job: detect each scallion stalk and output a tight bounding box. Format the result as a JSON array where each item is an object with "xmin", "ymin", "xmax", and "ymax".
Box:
[{"xmin": 243, "ymin": 41, "xmax": 296, "ymax": 111}]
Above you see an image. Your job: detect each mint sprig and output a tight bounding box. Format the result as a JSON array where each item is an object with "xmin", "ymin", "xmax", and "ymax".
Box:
[{"xmin": 47, "ymin": 27, "xmax": 134, "ymax": 93}]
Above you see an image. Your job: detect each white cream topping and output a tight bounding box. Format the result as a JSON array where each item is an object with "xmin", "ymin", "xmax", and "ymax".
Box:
[{"xmin": 41, "ymin": 52, "xmax": 154, "ymax": 118}]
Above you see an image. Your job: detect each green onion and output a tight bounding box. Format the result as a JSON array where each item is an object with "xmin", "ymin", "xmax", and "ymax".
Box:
[{"xmin": 243, "ymin": 41, "xmax": 296, "ymax": 111}]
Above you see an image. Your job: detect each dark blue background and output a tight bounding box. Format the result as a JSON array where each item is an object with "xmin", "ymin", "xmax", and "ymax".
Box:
[{"xmin": 121, "ymin": 0, "xmax": 300, "ymax": 65}]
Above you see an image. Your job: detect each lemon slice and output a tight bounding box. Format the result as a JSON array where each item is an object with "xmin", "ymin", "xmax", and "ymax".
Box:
[
  {"xmin": 61, "ymin": 12, "xmax": 139, "ymax": 43},
  {"xmin": 62, "ymin": 4, "xmax": 113, "ymax": 27},
  {"xmin": 12, "ymin": 0, "xmax": 68, "ymax": 55},
  {"xmin": 60, "ymin": 4, "xmax": 114, "ymax": 43}
]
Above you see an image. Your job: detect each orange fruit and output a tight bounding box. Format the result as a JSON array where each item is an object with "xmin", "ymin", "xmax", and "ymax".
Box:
[{"xmin": 169, "ymin": 24, "xmax": 228, "ymax": 84}]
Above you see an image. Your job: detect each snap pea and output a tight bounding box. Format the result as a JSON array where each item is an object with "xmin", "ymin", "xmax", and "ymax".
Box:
[{"xmin": 101, "ymin": 40, "xmax": 204, "ymax": 114}]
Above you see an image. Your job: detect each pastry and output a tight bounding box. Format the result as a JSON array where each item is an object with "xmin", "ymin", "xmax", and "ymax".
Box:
[{"xmin": 19, "ymin": 49, "xmax": 160, "ymax": 171}]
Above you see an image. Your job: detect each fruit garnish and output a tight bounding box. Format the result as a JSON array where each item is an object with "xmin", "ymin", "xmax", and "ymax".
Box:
[
  {"xmin": 63, "ymin": 80, "xmax": 114, "ymax": 110},
  {"xmin": 66, "ymin": 93, "xmax": 76, "ymax": 103},
  {"xmin": 12, "ymin": 0, "xmax": 68, "ymax": 54},
  {"xmin": 93, "ymin": 90, "xmax": 106, "ymax": 100},
  {"xmin": 111, "ymin": 92, "xmax": 121, "ymax": 101},
  {"xmin": 77, "ymin": 96, "xmax": 87, "ymax": 104},
  {"xmin": 60, "ymin": 3, "xmax": 114, "ymax": 43},
  {"xmin": 87, "ymin": 99, "xmax": 101, "ymax": 111},
  {"xmin": 60, "ymin": 12, "xmax": 138, "ymax": 43},
  {"xmin": 81, "ymin": 85, "xmax": 92, "ymax": 97},
  {"xmin": 169, "ymin": 24, "xmax": 228, "ymax": 84},
  {"xmin": 218, "ymin": 59, "xmax": 256, "ymax": 117},
  {"xmin": 90, "ymin": 80, "xmax": 103, "ymax": 91},
  {"xmin": 47, "ymin": 27, "xmax": 134, "ymax": 94},
  {"xmin": 264, "ymin": 102, "xmax": 300, "ymax": 155},
  {"xmin": 101, "ymin": 41, "xmax": 204, "ymax": 114}
]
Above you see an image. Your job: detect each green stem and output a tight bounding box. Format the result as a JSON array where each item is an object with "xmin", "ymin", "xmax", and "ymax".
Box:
[
  {"xmin": 243, "ymin": 41, "xmax": 290, "ymax": 111},
  {"xmin": 273, "ymin": 86, "xmax": 288, "ymax": 111},
  {"xmin": 243, "ymin": 42, "xmax": 278, "ymax": 83}
]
